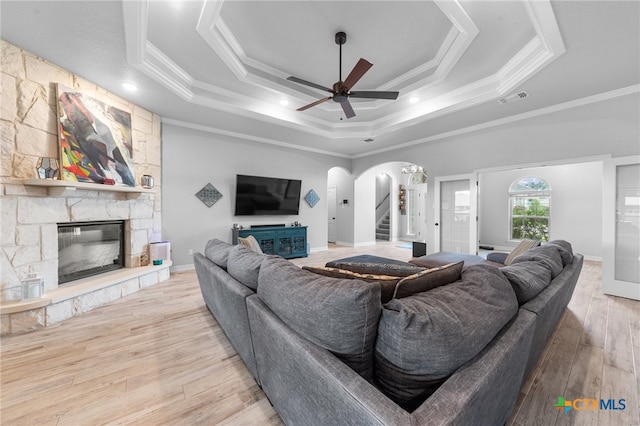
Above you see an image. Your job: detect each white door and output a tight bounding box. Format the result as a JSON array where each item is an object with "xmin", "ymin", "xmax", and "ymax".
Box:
[
  {"xmin": 407, "ymin": 184, "xmax": 429, "ymax": 243},
  {"xmin": 327, "ymin": 187, "xmax": 337, "ymax": 243},
  {"xmin": 433, "ymin": 174, "xmax": 478, "ymax": 254},
  {"xmin": 603, "ymin": 156, "xmax": 640, "ymax": 300}
]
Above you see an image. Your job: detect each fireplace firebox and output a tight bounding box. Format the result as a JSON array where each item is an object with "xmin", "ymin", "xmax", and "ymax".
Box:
[{"xmin": 57, "ymin": 220, "xmax": 125, "ymax": 284}]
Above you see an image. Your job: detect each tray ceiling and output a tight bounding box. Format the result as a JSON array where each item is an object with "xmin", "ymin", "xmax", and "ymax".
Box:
[{"xmin": 1, "ymin": 1, "xmax": 638, "ymax": 157}]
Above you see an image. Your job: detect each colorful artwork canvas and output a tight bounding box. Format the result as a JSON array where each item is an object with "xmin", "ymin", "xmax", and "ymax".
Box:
[{"xmin": 56, "ymin": 84, "xmax": 135, "ymax": 186}]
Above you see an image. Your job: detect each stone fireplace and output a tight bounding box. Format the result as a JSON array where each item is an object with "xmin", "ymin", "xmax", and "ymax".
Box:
[{"xmin": 0, "ymin": 40, "xmax": 169, "ymax": 335}]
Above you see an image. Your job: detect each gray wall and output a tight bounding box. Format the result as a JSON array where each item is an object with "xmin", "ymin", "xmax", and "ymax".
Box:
[
  {"xmin": 479, "ymin": 162, "xmax": 603, "ymax": 258},
  {"xmin": 352, "ymin": 93, "xmax": 640, "ymax": 256},
  {"xmin": 162, "ymin": 124, "xmax": 349, "ymax": 269},
  {"xmin": 162, "ymin": 93, "xmax": 638, "ymax": 268}
]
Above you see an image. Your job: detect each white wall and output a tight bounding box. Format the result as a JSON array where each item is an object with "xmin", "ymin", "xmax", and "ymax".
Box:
[
  {"xmin": 162, "ymin": 124, "xmax": 350, "ymax": 269},
  {"xmin": 327, "ymin": 167, "xmax": 355, "ymax": 245},
  {"xmin": 352, "ymin": 94, "xmax": 640, "ymax": 254},
  {"xmin": 479, "ymin": 162, "xmax": 603, "ymax": 258}
]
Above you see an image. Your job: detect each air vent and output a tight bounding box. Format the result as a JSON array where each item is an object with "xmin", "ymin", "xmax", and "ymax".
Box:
[{"xmin": 498, "ymin": 91, "xmax": 529, "ymax": 104}]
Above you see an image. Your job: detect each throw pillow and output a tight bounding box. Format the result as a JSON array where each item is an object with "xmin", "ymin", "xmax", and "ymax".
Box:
[
  {"xmin": 204, "ymin": 238, "xmax": 234, "ymax": 269},
  {"xmin": 486, "ymin": 252, "xmax": 509, "ymax": 265},
  {"xmin": 302, "ymin": 265, "xmax": 400, "ymax": 303},
  {"xmin": 392, "ymin": 261, "xmax": 464, "ymax": 299},
  {"xmin": 259, "ymin": 257, "xmax": 381, "ymax": 380},
  {"xmin": 500, "ymin": 260, "xmax": 553, "ymax": 304},
  {"xmin": 504, "ymin": 239, "xmax": 540, "ymax": 265},
  {"xmin": 238, "ymin": 235, "xmax": 263, "ymax": 254},
  {"xmin": 375, "ymin": 264, "xmax": 518, "ymax": 411}
]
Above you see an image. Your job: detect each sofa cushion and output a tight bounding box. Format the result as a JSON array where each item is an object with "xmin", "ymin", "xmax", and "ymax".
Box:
[
  {"xmin": 374, "ymin": 264, "xmax": 518, "ymax": 411},
  {"xmin": 227, "ymin": 244, "xmax": 271, "ymax": 290},
  {"xmin": 392, "ymin": 261, "xmax": 463, "ymax": 299},
  {"xmin": 511, "ymin": 244, "xmax": 564, "ymax": 278},
  {"xmin": 204, "ymin": 239, "xmax": 234, "ymax": 269},
  {"xmin": 326, "ymin": 255, "xmax": 425, "ymax": 277},
  {"xmin": 302, "ymin": 266, "xmax": 399, "ymax": 303},
  {"xmin": 546, "ymin": 240, "xmax": 574, "ymax": 266},
  {"xmin": 500, "ymin": 260, "xmax": 553, "ymax": 305},
  {"xmin": 238, "ymin": 235, "xmax": 264, "ymax": 254},
  {"xmin": 504, "ymin": 239, "xmax": 539, "ymax": 265},
  {"xmin": 259, "ymin": 257, "xmax": 381, "ymax": 380},
  {"xmin": 409, "ymin": 252, "xmax": 487, "ymax": 269}
]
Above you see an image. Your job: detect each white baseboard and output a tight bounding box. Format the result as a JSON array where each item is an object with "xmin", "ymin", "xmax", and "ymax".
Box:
[
  {"xmin": 353, "ymin": 241, "xmax": 378, "ymax": 247},
  {"xmin": 171, "ymin": 263, "xmax": 195, "ymax": 272},
  {"xmin": 310, "ymin": 246, "xmax": 328, "ymax": 253},
  {"xmin": 583, "ymin": 255, "xmax": 602, "ymax": 262}
]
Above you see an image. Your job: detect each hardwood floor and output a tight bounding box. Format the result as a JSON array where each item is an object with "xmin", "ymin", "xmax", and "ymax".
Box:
[{"xmin": 1, "ymin": 243, "xmax": 638, "ymax": 425}]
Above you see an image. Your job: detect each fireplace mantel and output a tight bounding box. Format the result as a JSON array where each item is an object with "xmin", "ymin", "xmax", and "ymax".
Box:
[{"xmin": 23, "ymin": 179, "xmax": 154, "ymax": 199}]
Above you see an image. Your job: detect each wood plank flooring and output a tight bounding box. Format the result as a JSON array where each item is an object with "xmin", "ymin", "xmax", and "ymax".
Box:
[{"xmin": 1, "ymin": 243, "xmax": 638, "ymax": 425}]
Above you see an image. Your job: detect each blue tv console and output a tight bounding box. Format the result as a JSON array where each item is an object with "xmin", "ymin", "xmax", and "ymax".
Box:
[{"xmin": 232, "ymin": 226, "xmax": 308, "ymax": 259}]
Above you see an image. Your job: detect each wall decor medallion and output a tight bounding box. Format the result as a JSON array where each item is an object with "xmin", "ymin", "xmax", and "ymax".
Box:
[
  {"xmin": 304, "ymin": 189, "xmax": 320, "ymax": 208},
  {"xmin": 196, "ymin": 183, "xmax": 223, "ymax": 207},
  {"xmin": 56, "ymin": 84, "xmax": 135, "ymax": 186}
]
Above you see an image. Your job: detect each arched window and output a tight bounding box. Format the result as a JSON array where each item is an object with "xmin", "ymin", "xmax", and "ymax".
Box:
[{"xmin": 509, "ymin": 177, "xmax": 551, "ymax": 242}]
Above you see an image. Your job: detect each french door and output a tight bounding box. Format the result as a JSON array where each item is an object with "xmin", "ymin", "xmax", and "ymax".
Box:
[
  {"xmin": 603, "ymin": 156, "xmax": 640, "ymax": 300},
  {"xmin": 433, "ymin": 174, "xmax": 478, "ymax": 254}
]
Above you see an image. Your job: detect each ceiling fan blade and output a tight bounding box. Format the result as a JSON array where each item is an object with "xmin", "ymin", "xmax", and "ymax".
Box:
[
  {"xmin": 341, "ymin": 58, "xmax": 373, "ymax": 92},
  {"xmin": 296, "ymin": 96, "xmax": 332, "ymax": 112},
  {"xmin": 339, "ymin": 99, "xmax": 356, "ymax": 119},
  {"xmin": 287, "ymin": 76, "xmax": 333, "ymax": 93},
  {"xmin": 349, "ymin": 91, "xmax": 399, "ymax": 100}
]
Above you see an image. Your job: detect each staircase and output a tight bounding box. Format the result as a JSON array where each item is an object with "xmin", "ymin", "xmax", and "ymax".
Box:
[{"xmin": 376, "ymin": 215, "xmax": 390, "ymax": 241}]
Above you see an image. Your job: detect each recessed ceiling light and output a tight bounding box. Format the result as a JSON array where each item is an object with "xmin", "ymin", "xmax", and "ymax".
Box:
[
  {"xmin": 122, "ymin": 82, "xmax": 138, "ymax": 92},
  {"xmin": 409, "ymin": 96, "xmax": 420, "ymax": 104},
  {"xmin": 279, "ymin": 99, "xmax": 289, "ymax": 106}
]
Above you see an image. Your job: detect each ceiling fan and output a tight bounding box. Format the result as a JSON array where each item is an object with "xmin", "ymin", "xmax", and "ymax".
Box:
[{"xmin": 287, "ymin": 32, "xmax": 399, "ymax": 119}]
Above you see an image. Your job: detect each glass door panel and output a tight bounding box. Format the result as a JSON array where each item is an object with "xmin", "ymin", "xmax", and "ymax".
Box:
[{"xmin": 603, "ymin": 156, "xmax": 640, "ymax": 300}]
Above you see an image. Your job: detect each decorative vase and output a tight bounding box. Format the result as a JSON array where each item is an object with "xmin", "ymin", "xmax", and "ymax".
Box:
[{"xmin": 36, "ymin": 157, "xmax": 59, "ymax": 179}]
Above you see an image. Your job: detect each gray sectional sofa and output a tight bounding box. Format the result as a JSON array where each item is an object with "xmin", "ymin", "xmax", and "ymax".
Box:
[{"xmin": 194, "ymin": 239, "xmax": 583, "ymax": 425}]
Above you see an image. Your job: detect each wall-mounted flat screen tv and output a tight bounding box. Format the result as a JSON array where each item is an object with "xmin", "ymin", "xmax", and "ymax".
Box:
[{"xmin": 234, "ymin": 174, "xmax": 302, "ymax": 216}]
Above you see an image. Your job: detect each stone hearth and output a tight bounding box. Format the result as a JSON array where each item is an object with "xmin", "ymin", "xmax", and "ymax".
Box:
[{"xmin": 1, "ymin": 40, "xmax": 167, "ymax": 335}]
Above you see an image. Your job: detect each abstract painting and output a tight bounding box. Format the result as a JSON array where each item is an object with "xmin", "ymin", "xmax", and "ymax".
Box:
[{"xmin": 56, "ymin": 84, "xmax": 135, "ymax": 186}]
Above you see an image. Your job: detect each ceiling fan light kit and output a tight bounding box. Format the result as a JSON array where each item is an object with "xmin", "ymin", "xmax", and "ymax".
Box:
[{"xmin": 287, "ymin": 32, "xmax": 399, "ymax": 119}]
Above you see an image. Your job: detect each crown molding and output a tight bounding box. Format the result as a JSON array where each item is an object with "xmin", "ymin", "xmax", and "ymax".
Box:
[{"xmin": 162, "ymin": 118, "xmax": 351, "ymax": 159}]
